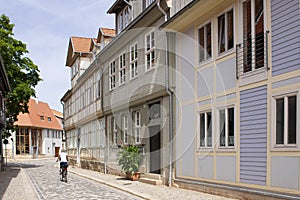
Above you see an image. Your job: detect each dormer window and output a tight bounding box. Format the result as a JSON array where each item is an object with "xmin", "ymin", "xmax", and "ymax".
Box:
[
  {"xmin": 118, "ymin": 5, "xmax": 131, "ymax": 33},
  {"xmin": 48, "ymin": 117, "xmax": 51, "ymax": 122},
  {"xmin": 40, "ymin": 116, "xmax": 44, "ymax": 120}
]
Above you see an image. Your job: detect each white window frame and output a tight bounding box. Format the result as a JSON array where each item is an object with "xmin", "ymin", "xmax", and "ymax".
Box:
[
  {"xmin": 198, "ymin": 21, "xmax": 212, "ymax": 64},
  {"xmin": 198, "ymin": 110, "xmax": 214, "ymax": 149},
  {"xmin": 119, "ymin": 53, "xmax": 126, "ymax": 85},
  {"xmin": 198, "ymin": 110, "xmax": 213, "ymax": 148},
  {"xmin": 217, "ymin": 106, "xmax": 235, "ymax": 149},
  {"xmin": 109, "ymin": 60, "xmax": 116, "ymax": 91},
  {"xmin": 118, "ymin": 5, "xmax": 132, "ymax": 33},
  {"xmin": 135, "ymin": 111, "xmax": 141, "ymax": 144},
  {"xmin": 113, "ymin": 118, "xmax": 118, "ymax": 145},
  {"xmin": 217, "ymin": 7, "xmax": 235, "ymax": 55},
  {"xmin": 123, "ymin": 115, "xmax": 128, "ymax": 144},
  {"xmin": 130, "ymin": 43, "xmax": 138, "ymax": 79},
  {"xmin": 272, "ymin": 90, "xmax": 299, "ymax": 150},
  {"xmin": 118, "ymin": 12, "xmax": 123, "ymax": 33},
  {"xmin": 145, "ymin": 30, "xmax": 156, "ymax": 71}
]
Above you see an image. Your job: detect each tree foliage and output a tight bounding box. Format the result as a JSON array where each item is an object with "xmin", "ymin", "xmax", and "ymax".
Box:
[{"xmin": 0, "ymin": 14, "xmax": 42, "ymax": 138}]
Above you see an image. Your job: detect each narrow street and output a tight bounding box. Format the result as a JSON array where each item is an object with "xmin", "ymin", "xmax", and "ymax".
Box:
[
  {"xmin": 0, "ymin": 159, "xmax": 141, "ymax": 200},
  {"xmin": 1, "ymin": 159, "xmax": 236, "ymax": 200}
]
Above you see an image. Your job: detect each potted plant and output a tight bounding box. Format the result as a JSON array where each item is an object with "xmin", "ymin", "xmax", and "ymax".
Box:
[{"xmin": 117, "ymin": 145, "xmax": 142, "ymax": 181}]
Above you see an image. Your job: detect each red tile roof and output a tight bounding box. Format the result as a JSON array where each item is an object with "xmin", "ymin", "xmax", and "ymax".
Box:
[
  {"xmin": 101, "ymin": 28, "xmax": 116, "ymax": 37},
  {"xmin": 71, "ymin": 36, "xmax": 93, "ymax": 53},
  {"xmin": 15, "ymin": 99, "xmax": 63, "ymax": 130}
]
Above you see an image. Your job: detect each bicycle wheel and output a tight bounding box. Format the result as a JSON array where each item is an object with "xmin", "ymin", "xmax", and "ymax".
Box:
[{"xmin": 63, "ymin": 170, "xmax": 67, "ymax": 183}]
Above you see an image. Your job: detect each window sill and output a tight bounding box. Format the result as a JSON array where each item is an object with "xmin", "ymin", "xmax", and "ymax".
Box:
[
  {"xmin": 145, "ymin": 66, "xmax": 156, "ymax": 74},
  {"xmin": 198, "ymin": 59, "xmax": 213, "ymax": 68},
  {"xmin": 216, "ymin": 147, "xmax": 236, "ymax": 153},
  {"xmin": 197, "ymin": 147, "xmax": 214, "ymax": 152},
  {"xmin": 119, "ymin": 82, "xmax": 126, "ymax": 88},
  {"xmin": 216, "ymin": 48, "xmax": 235, "ymax": 60},
  {"xmin": 238, "ymin": 67, "xmax": 268, "ymax": 86},
  {"xmin": 271, "ymin": 144, "xmax": 298, "ymax": 152},
  {"xmin": 130, "ymin": 76, "xmax": 138, "ymax": 82}
]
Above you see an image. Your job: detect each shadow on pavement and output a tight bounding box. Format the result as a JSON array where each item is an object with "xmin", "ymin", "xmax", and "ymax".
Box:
[{"xmin": 0, "ymin": 162, "xmax": 41, "ymax": 199}]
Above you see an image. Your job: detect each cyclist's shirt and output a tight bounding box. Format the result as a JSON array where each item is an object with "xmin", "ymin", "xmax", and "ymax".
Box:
[{"xmin": 60, "ymin": 152, "xmax": 68, "ymax": 162}]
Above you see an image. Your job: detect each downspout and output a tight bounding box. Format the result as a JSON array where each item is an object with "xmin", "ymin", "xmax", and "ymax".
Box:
[
  {"xmin": 60, "ymin": 100, "xmax": 65, "ymax": 150},
  {"xmin": 157, "ymin": 0, "xmax": 173, "ymax": 188}
]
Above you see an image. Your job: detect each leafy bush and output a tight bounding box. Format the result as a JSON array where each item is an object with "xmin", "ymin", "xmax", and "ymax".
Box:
[{"xmin": 117, "ymin": 145, "xmax": 142, "ymax": 175}]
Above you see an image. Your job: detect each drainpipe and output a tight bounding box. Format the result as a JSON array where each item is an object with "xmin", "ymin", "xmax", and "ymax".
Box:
[
  {"xmin": 157, "ymin": 0, "xmax": 173, "ymax": 187},
  {"xmin": 60, "ymin": 100, "xmax": 66, "ymax": 150}
]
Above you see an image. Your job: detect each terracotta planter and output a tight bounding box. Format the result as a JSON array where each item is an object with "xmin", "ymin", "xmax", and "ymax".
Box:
[{"xmin": 125, "ymin": 172, "xmax": 140, "ymax": 181}]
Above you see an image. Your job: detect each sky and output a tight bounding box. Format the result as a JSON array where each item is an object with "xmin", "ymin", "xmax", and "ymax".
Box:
[{"xmin": 0, "ymin": 0, "xmax": 115, "ymax": 112}]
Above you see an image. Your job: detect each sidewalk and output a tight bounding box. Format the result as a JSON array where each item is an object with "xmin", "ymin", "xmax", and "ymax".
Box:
[
  {"xmin": 69, "ymin": 166, "xmax": 235, "ymax": 200},
  {"xmin": 0, "ymin": 163, "xmax": 38, "ymax": 200}
]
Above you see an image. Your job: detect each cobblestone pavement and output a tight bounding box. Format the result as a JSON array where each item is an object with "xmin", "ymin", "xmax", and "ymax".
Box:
[
  {"xmin": 1, "ymin": 159, "xmax": 141, "ymax": 200},
  {"xmin": 1, "ymin": 158, "xmax": 236, "ymax": 200}
]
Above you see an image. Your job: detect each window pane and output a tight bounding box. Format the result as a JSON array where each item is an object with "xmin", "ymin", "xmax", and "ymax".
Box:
[
  {"xmin": 199, "ymin": 27, "xmax": 204, "ymax": 62},
  {"xmin": 207, "ymin": 112, "xmax": 212, "ymax": 147},
  {"xmin": 206, "ymin": 23, "xmax": 212, "ymax": 59},
  {"xmin": 219, "ymin": 109, "xmax": 225, "ymax": 146},
  {"xmin": 255, "ymin": 0, "xmax": 264, "ymax": 69},
  {"xmin": 227, "ymin": 9, "xmax": 234, "ymax": 50},
  {"xmin": 200, "ymin": 113, "xmax": 205, "ymax": 147},
  {"xmin": 218, "ymin": 14, "xmax": 225, "ymax": 53},
  {"xmin": 243, "ymin": 0, "xmax": 252, "ymax": 73},
  {"xmin": 288, "ymin": 96, "xmax": 297, "ymax": 144},
  {"xmin": 228, "ymin": 108, "xmax": 234, "ymax": 146},
  {"xmin": 276, "ymin": 98, "xmax": 284, "ymax": 144},
  {"xmin": 147, "ymin": 35, "xmax": 150, "ymax": 50}
]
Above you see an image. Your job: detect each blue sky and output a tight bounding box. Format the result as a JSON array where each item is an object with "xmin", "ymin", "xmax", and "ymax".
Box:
[{"xmin": 0, "ymin": 0, "xmax": 115, "ymax": 111}]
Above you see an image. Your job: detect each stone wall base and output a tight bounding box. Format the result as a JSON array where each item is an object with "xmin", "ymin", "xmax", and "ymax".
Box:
[
  {"xmin": 175, "ymin": 179, "xmax": 300, "ymax": 200},
  {"xmin": 68, "ymin": 157, "xmax": 124, "ymax": 177}
]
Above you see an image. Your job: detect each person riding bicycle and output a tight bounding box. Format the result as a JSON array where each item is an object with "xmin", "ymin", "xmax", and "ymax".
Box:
[{"xmin": 57, "ymin": 149, "xmax": 68, "ymax": 174}]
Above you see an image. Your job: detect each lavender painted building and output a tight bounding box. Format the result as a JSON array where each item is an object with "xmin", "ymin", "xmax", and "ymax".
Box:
[{"xmin": 162, "ymin": 0, "xmax": 300, "ymax": 199}]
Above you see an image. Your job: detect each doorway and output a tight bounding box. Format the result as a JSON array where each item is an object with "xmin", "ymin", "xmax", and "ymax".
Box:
[
  {"xmin": 55, "ymin": 147, "xmax": 60, "ymax": 157},
  {"xmin": 149, "ymin": 125, "xmax": 161, "ymax": 174}
]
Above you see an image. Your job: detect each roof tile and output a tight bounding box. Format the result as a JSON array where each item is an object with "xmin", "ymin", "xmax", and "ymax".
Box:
[{"xmin": 15, "ymin": 99, "xmax": 63, "ymax": 130}]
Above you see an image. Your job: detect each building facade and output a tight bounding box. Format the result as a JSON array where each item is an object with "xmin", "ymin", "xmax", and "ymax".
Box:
[
  {"xmin": 62, "ymin": 0, "xmax": 174, "ymax": 184},
  {"xmin": 162, "ymin": 0, "xmax": 300, "ymax": 198},
  {"xmin": 11, "ymin": 99, "xmax": 64, "ymax": 158}
]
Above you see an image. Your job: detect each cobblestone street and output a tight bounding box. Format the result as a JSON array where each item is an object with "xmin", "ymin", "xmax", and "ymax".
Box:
[{"xmin": 0, "ymin": 159, "xmax": 236, "ymax": 200}]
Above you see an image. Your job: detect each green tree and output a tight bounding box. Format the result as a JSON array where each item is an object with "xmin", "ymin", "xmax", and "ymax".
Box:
[{"xmin": 0, "ymin": 14, "xmax": 42, "ymax": 138}]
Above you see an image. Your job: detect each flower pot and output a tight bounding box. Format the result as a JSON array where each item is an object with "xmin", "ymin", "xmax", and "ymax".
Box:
[{"xmin": 126, "ymin": 172, "xmax": 140, "ymax": 181}]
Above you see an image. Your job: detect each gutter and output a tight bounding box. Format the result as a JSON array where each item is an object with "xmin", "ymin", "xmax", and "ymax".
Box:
[
  {"xmin": 160, "ymin": 0, "xmax": 200, "ymax": 29},
  {"xmin": 157, "ymin": 0, "xmax": 173, "ymax": 188}
]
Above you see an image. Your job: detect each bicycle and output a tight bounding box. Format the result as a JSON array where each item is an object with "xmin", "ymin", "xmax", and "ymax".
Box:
[{"xmin": 60, "ymin": 164, "xmax": 68, "ymax": 183}]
